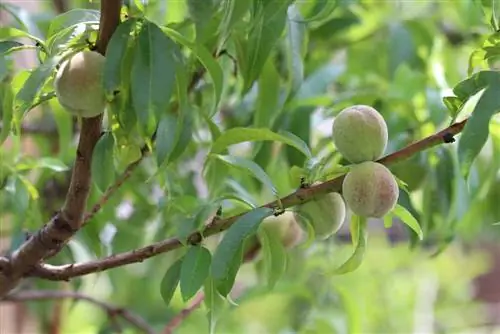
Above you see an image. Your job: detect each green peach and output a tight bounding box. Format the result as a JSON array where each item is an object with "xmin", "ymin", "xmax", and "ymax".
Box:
[
  {"xmin": 332, "ymin": 105, "xmax": 388, "ymax": 163},
  {"xmin": 295, "ymin": 188, "xmax": 346, "ymax": 240},
  {"xmin": 54, "ymin": 50, "xmax": 106, "ymax": 118},
  {"xmin": 342, "ymin": 161, "xmax": 399, "ymax": 218}
]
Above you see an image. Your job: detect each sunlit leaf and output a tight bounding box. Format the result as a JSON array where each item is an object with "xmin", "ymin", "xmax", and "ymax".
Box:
[
  {"xmin": 391, "ymin": 204, "xmax": 424, "ymax": 240},
  {"xmin": 210, "ymin": 127, "xmax": 312, "ymax": 158},
  {"xmin": 333, "ymin": 216, "xmax": 367, "ymax": 275}
]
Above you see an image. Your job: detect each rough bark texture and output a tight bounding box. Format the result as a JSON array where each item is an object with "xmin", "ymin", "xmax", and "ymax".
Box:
[{"xmin": 0, "ymin": 0, "xmax": 122, "ymax": 298}]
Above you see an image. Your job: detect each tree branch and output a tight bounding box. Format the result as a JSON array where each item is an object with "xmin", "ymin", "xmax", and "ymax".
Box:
[
  {"xmin": 0, "ymin": 0, "xmax": 123, "ymax": 298},
  {"xmin": 163, "ymin": 292, "xmax": 205, "ymax": 334},
  {"xmin": 28, "ymin": 118, "xmax": 467, "ymax": 281},
  {"xmin": 3, "ymin": 290, "xmax": 154, "ymax": 334}
]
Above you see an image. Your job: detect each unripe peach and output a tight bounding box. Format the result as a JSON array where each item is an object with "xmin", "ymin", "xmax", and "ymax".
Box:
[
  {"xmin": 342, "ymin": 161, "xmax": 399, "ymax": 218},
  {"xmin": 332, "ymin": 105, "xmax": 388, "ymax": 163},
  {"xmin": 260, "ymin": 211, "xmax": 304, "ymax": 248},
  {"xmin": 54, "ymin": 50, "xmax": 106, "ymax": 118},
  {"xmin": 295, "ymin": 189, "xmax": 346, "ymax": 240}
]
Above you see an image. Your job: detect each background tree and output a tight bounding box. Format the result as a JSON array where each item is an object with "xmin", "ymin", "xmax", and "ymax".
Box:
[{"xmin": 1, "ymin": 0, "xmax": 500, "ymax": 333}]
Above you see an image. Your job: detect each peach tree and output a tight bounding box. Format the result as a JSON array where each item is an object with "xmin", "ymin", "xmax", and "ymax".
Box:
[{"xmin": 1, "ymin": 0, "xmax": 500, "ymax": 333}]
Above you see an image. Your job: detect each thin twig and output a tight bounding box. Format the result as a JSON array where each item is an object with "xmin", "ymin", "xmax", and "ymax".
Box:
[
  {"xmin": 3, "ymin": 290, "xmax": 154, "ymax": 334},
  {"xmin": 163, "ymin": 292, "xmax": 205, "ymax": 334},
  {"xmin": 29, "ymin": 118, "xmax": 467, "ymax": 281},
  {"xmin": 161, "ymin": 244, "xmax": 260, "ymax": 333}
]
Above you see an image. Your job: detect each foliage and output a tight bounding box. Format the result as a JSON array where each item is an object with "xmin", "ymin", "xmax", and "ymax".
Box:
[{"xmin": 1, "ymin": 0, "xmax": 500, "ymax": 333}]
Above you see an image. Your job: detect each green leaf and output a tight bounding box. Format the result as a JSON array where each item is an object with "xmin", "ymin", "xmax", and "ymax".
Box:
[
  {"xmin": 37, "ymin": 158, "xmax": 70, "ymax": 172},
  {"xmin": 216, "ymin": 244, "xmax": 244, "ymax": 297},
  {"xmin": 254, "ymin": 58, "xmax": 281, "ymax": 128},
  {"xmin": 285, "ymin": 5, "xmax": 306, "ymax": 99},
  {"xmin": 5, "ymin": 175, "xmax": 30, "ymax": 215},
  {"xmin": 180, "ymin": 246, "xmax": 212, "ymax": 301},
  {"xmin": 162, "ymin": 26, "xmax": 223, "ymax": 116},
  {"xmin": 204, "ymin": 277, "xmax": 226, "ymax": 334},
  {"xmin": 169, "ymin": 110, "xmax": 194, "ymax": 163},
  {"xmin": 156, "ymin": 112, "xmax": 180, "ymax": 166},
  {"xmin": 16, "ymin": 157, "xmax": 69, "ymax": 172},
  {"xmin": 387, "ymin": 22, "xmax": 416, "ymax": 78},
  {"xmin": 15, "ymin": 55, "xmax": 63, "ymax": 119},
  {"xmin": 160, "ymin": 259, "xmax": 183, "ymax": 306},
  {"xmin": 177, "ymin": 201, "xmax": 221, "ymax": 242},
  {"xmin": 333, "ymin": 217, "xmax": 367, "ymax": 275},
  {"xmin": 0, "ymin": 40, "xmax": 24, "ymax": 54},
  {"xmin": 297, "ymin": 0, "xmax": 339, "ymax": 23},
  {"xmin": 187, "ymin": 0, "xmax": 214, "ymax": 42},
  {"xmin": 383, "ymin": 215, "xmax": 393, "ymax": 228},
  {"xmin": 391, "ymin": 204, "xmax": 424, "ymax": 240},
  {"xmin": 211, "ymin": 207, "xmax": 274, "ymax": 287},
  {"xmin": 0, "ymin": 27, "xmax": 46, "ymax": 50},
  {"xmin": 349, "ymin": 214, "xmax": 360, "ymax": 247},
  {"xmin": 212, "ymin": 154, "xmax": 279, "ymax": 198},
  {"xmin": 241, "ymin": 0, "xmax": 292, "ymax": 93},
  {"xmin": 443, "ymin": 96, "xmax": 464, "ymax": 120},
  {"xmin": 91, "ymin": 132, "xmax": 116, "ymax": 193},
  {"xmin": 218, "ymin": 0, "xmax": 252, "ymax": 39},
  {"xmin": 452, "ymin": 70, "xmax": 500, "ymax": 100},
  {"xmin": 131, "ymin": 21, "xmax": 178, "ymax": 130},
  {"xmin": 458, "ymin": 86, "xmax": 500, "ymax": 179},
  {"xmin": 103, "ymin": 19, "xmax": 137, "ymax": 98},
  {"xmin": 0, "ymin": 85, "xmax": 14, "ymax": 144},
  {"xmin": 47, "ymin": 9, "xmax": 100, "ymax": 39},
  {"xmin": 258, "ymin": 226, "xmax": 287, "ymax": 290},
  {"xmin": 210, "ymin": 127, "xmax": 312, "ymax": 158}
]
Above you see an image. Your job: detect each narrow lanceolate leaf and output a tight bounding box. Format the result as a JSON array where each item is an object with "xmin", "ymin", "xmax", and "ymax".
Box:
[
  {"xmin": 218, "ymin": 0, "xmax": 252, "ymax": 39},
  {"xmin": 156, "ymin": 112, "xmax": 180, "ymax": 167},
  {"xmin": 254, "ymin": 58, "xmax": 281, "ymax": 128},
  {"xmin": 0, "ymin": 40, "xmax": 24, "ymax": 54},
  {"xmin": 215, "ymin": 245, "xmax": 243, "ymax": 297},
  {"xmin": 0, "ymin": 84, "xmax": 13, "ymax": 144},
  {"xmin": 298, "ymin": 0, "xmax": 339, "ymax": 23},
  {"xmin": 258, "ymin": 227, "xmax": 287, "ymax": 290},
  {"xmin": 46, "ymin": 9, "xmax": 100, "ymax": 39},
  {"xmin": 204, "ymin": 277, "xmax": 226, "ymax": 334},
  {"xmin": 0, "ymin": 27, "xmax": 46, "ymax": 49},
  {"xmin": 131, "ymin": 21, "xmax": 178, "ymax": 129},
  {"xmin": 333, "ymin": 216, "xmax": 368, "ymax": 275},
  {"xmin": 241, "ymin": 0, "xmax": 293, "ymax": 93},
  {"xmin": 103, "ymin": 19, "xmax": 137, "ymax": 98},
  {"xmin": 391, "ymin": 204, "xmax": 423, "ymax": 240},
  {"xmin": 16, "ymin": 157, "xmax": 69, "ymax": 172},
  {"xmin": 211, "ymin": 208, "xmax": 274, "ymax": 290},
  {"xmin": 15, "ymin": 55, "xmax": 63, "ymax": 118},
  {"xmin": 91, "ymin": 132, "xmax": 116, "ymax": 193},
  {"xmin": 458, "ymin": 87, "xmax": 500, "ymax": 179},
  {"xmin": 285, "ymin": 5, "xmax": 306, "ymax": 99},
  {"xmin": 160, "ymin": 259, "xmax": 183, "ymax": 306},
  {"xmin": 210, "ymin": 127, "xmax": 312, "ymax": 158},
  {"xmin": 180, "ymin": 246, "xmax": 212, "ymax": 301},
  {"xmin": 212, "ymin": 154, "xmax": 279, "ymax": 198}
]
